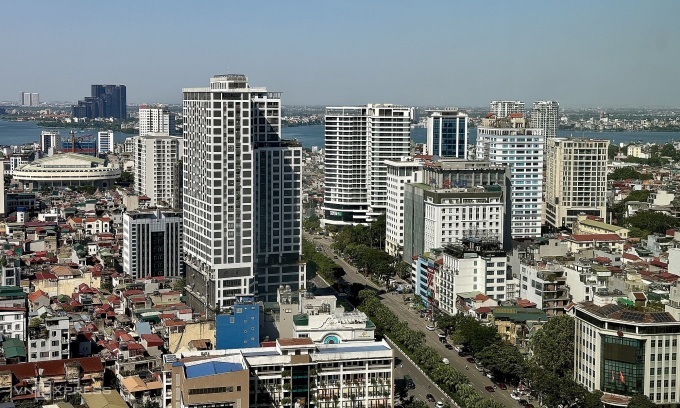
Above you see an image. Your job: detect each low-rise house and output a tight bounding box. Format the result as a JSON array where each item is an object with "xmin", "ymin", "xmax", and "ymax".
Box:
[
  {"xmin": 0, "ymin": 357, "xmax": 105, "ymax": 402},
  {"xmin": 491, "ymin": 306, "xmax": 547, "ymax": 349}
]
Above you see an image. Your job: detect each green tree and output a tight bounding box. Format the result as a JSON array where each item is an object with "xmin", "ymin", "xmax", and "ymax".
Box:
[
  {"xmin": 627, "ymin": 394, "xmax": 656, "ymax": 408},
  {"xmin": 624, "ymin": 211, "xmax": 679, "ymax": 236},
  {"xmin": 609, "ymin": 167, "xmax": 652, "ymax": 181},
  {"xmin": 118, "ymin": 171, "xmax": 134, "ymax": 184},
  {"xmin": 530, "ymin": 315, "xmax": 574, "ymax": 377},
  {"xmin": 172, "ymin": 277, "xmax": 187, "ymax": 294},
  {"xmin": 476, "ymin": 342, "xmax": 525, "ymax": 383},
  {"xmin": 395, "ymin": 260, "xmax": 411, "ymax": 280},
  {"xmin": 583, "ymin": 390, "xmax": 604, "ymax": 408}
]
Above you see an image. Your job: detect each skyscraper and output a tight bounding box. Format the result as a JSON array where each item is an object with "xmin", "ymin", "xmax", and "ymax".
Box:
[
  {"xmin": 476, "ymin": 115, "xmax": 544, "ymax": 239},
  {"xmin": 425, "ymin": 109, "xmax": 468, "ymax": 158},
  {"xmin": 530, "ymin": 100, "xmax": 559, "ymax": 138},
  {"xmin": 323, "ymin": 104, "xmax": 412, "ymax": 226},
  {"xmin": 139, "ymin": 106, "xmax": 175, "ymax": 136},
  {"xmin": 134, "ymin": 133, "xmax": 182, "ymax": 208},
  {"xmin": 545, "ymin": 137, "xmax": 609, "ymax": 229},
  {"xmin": 20, "ymin": 92, "xmax": 40, "ymax": 107},
  {"xmin": 490, "ymin": 100, "xmax": 525, "ymax": 118},
  {"xmin": 72, "ymin": 85, "xmax": 126, "ymax": 119},
  {"xmin": 182, "ymin": 74, "xmax": 304, "ymax": 312}
]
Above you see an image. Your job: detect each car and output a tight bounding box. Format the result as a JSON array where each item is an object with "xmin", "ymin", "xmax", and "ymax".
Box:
[
  {"xmin": 498, "ymin": 383, "xmax": 507, "ymax": 390},
  {"xmin": 485, "ymin": 386, "xmax": 495, "ymax": 392},
  {"xmin": 333, "ymin": 255, "xmax": 338, "ymax": 259},
  {"xmin": 436, "ymin": 402, "xmax": 445, "ymax": 408},
  {"xmin": 442, "ymin": 358, "xmax": 449, "ymax": 365},
  {"xmin": 457, "ymin": 350, "xmax": 467, "ymax": 357},
  {"xmin": 426, "ymin": 324, "xmax": 436, "ymax": 331},
  {"xmin": 475, "ymin": 364, "xmax": 484, "ymax": 372},
  {"xmin": 445, "ymin": 343, "xmax": 453, "ymax": 350},
  {"xmin": 524, "ymin": 405, "xmax": 534, "ymax": 408},
  {"xmin": 466, "ymin": 357, "xmax": 476, "ymax": 364},
  {"xmin": 485, "ymin": 372, "xmax": 494, "ymax": 379},
  {"xmin": 426, "ymin": 394, "xmax": 435, "ymax": 402},
  {"xmin": 511, "ymin": 392, "xmax": 522, "ymax": 400},
  {"xmin": 518, "ymin": 399, "xmax": 529, "ymax": 405}
]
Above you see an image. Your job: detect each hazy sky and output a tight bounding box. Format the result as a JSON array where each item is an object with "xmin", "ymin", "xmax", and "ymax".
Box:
[{"xmin": 2, "ymin": 1, "xmax": 679, "ymax": 107}]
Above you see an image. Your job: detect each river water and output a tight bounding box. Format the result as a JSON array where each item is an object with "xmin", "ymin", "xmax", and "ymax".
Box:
[{"xmin": 1, "ymin": 119, "xmax": 679, "ymax": 150}]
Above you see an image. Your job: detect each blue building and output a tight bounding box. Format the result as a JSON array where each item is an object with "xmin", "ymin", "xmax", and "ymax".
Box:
[
  {"xmin": 215, "ymin": 296, "xmax": 260, "ymax": 349},
  {"xmin": 426, "ymin": 109, "xmax": 469, "ymax": 159}
]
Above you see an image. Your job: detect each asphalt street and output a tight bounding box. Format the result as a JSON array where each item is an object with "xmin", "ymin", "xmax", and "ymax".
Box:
[{"xmin": 305, "ymin": 232, "xmax": 522, "ymax": 408}]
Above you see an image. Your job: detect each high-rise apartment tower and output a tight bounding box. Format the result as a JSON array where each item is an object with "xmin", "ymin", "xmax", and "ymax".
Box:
[
  {"xmin": 545, "ymin": 137, "xmax": 609, "ymax": 229},
  {"xmin": 182, "ymin": 75, "xmax": 304, "ymax": 311},
  {"xmin": 530, "ymin": 100, "xmax": 559, "ymax": 138},
  {"xmin": 323, "ymin": 104, "xmax": 412, "ymax": 226}
]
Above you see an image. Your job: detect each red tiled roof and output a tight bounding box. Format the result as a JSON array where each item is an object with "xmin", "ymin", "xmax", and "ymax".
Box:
[
  {"xmin": 475, "ymin": 307, "xmax": 492, "ymax": 314},
  {"xmin": 141, "ymin": 334, "xmax": 164, "ymax": 347},
  {"xmin": 516, "ymin": 299, "xmax": 537, "ymax": 308},
  {"xmin": 623, "ymin": 253, "xmax": 641, "ymax": 261},
  {"xmin": 473, "ymin": 293, "xmax": 489, "ymax": 301},
  {"xmin": 3, "ymin": 357, "xmax": 104, "ymax": 380},
  {"xmin": 28, "ymin": 289, "xmax": 48, "ymax": 303}
]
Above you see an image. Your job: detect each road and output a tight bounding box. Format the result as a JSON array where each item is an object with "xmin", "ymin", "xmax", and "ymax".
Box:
[{"xmin": 305, "ymin": 232, "xmax": 520, "ymax": 408}]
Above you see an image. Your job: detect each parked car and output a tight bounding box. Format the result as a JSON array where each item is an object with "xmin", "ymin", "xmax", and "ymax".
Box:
[
  {"xmin": 518, "ymin": 399, "xmax": 529, "ymax": 405},
  {"xmin": 426, "ymin": 394, "xmax": 435, "ymax": 402},
  {"xmin": 466, "ymin": 357, "xmax": 476, "ymax": 364},
  {"xmin": 485, "ymin": 386, "xmax": 495, "ymax": 392},
  {"xmin": 436, "ymin": 402, "xmax": 445, "ymax": 408},
  {"xmin": 445, "ymin": 343, "xmax": 453, "ymax": 350},
  {"xmin": 426, "ymin": 324, "xmax": 436, "ymax": 331},
  {"xmin": 498, "ymin": 383, "xmax": 507, "ymax": 390}
]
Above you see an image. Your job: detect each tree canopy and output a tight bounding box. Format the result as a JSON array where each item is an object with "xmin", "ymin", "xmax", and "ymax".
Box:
[
  {"xmin": 627, "ymin": 394, "xmax": 656, "ymax": 408},
  {"xmin": 609, "ymin": 167, "xmax": 652, "ymax": 181}
]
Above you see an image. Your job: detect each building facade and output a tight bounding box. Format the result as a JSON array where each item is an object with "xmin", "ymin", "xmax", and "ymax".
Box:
[
  {"xmin": 182, "ymin": 74, "xmax": 304, "ymax": 312},
  {"xmin": 426, "ymin": 109, "xmax": 469, "ymax": 159},
  {"xmin": 384, "ymin": 159, "xmax": 423, "ymax": 256},
  {"xmin": 134, "ymin": 133, "xmax": 182, "ymax": 208},
  {"xmin": 72, "ymin": 84, "xmax": 126, "ymax": 119},
  {"xmin": 139, "ymin": 106, "xmax": 175, "ymax": 136},
  {"xmin": 530, "ymin": 100, "xmax": 559, "ymax": 138},
  {"xmin": 215, "ymin": 296, "xmax": 260, "ymax": 349},
  {"xmin": 437, "ymin": 240, "xmax": 509, "ymax": 313},
  {"xmin": 40, "ymin": 131, "xmax": 60, "ymax": 154},
  {"xmin": 323, "ymin": 104, "xmax": 412, "ymax": 226},
  {"xmin": 20, "ymin": 92, "xmax": 39, "ymax": 107},
  {"xmin": 490, "ymin": 100, "xmax": 525, "ymax": 119},
  {"xmin": 162, "ymin": 338, "xmax": 394, "ymax": 408},
  {"xmin": 97, "ymin": 130, "xmax": 114, "ymax": 154},
  {"xmin": 402, "ymin": 159, "xmax": 511, "ymax": 262},
  {"xmin": 28, "ymin": 316, "xmax": 70, "ymax": 362},
  {"xmin": 13, "ymin": 153, "xmax": 121, "ymax": 190},
  {"xmin": 476, "ymin": 116, "xmax": 544, "ymax": 238},
  {"xmin": 545, "ymin": 138, "xmax": 610, "ymax": 229},
  {"xmin": 573, "ymin": 302, "xmax": 680, "ymax": 407},
  {"xmin": 122, "ymin": 209, "xmax": 183, "ymax": 279}
]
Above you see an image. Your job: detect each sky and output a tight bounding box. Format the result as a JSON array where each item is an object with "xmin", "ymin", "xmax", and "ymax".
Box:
[{"xmin": 2, "ymin": 1, "xmax": 680, "ymax": 108}]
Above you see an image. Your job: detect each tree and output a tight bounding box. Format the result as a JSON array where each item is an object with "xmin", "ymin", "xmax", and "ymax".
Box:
[
  {"xmin": 624, "ymin": 211, "xmax": 679, "ymax": 236},
  {"xmin": 476, "ymin": 343, "xmax": 525, "ymax": 383},
  {"xmin": 530, "ymin": 315, "xmax": 574, "ymax": 377},
  {"xmin": 608, "ymin": 167, "xmax": 652, "ymax": 181},
  {"xmin": 172, "ymin": 277, "xmax": 187, "ymax": 294},
  {"xmin": 395, "ymin": 261, "xmax": 412, "ymax": 280},
  {"xmin": 627, "ymin": 394, "xmax": 656, "ymax": 408},
  {"xmin": 583, "ymin": 390, "xmax": 604, "ymax": 408},
  {"xmin": 118, "ymin": 171, "xmax": 134, "ymax": 184}
]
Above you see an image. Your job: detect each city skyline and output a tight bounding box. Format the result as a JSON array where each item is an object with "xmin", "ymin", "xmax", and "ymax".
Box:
[{"xmin": 1, "ymin": 1, "xmax": 679, "ymax": 108}]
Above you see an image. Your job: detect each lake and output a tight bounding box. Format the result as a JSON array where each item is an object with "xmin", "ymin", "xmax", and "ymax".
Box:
[{"xmin": 2, "ymin": 119, "xmax": 679, "ymax": 150}]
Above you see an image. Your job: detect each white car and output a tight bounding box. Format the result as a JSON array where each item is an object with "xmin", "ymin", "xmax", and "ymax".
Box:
[
  {"xmin": 436, "ymin": 402, "xmax": 445, "ymax": 408},
  {"xmin": 426, "ymin": 324, "xmax": 436, "ymax": 331}
]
